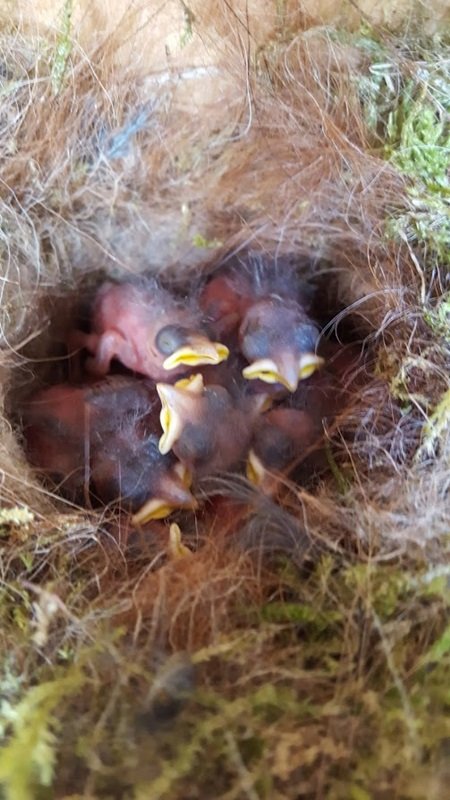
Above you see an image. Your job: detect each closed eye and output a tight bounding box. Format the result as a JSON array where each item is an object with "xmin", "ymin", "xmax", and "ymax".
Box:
[
  {"xmin": 293, "ymin": 322, "xmax": 319, "ymax": 350},
  {"xmin": 242, "ymin": 326, "xmax": 271, "ymax": 355},
  {"xmin": 155, "ymin": 325, "xmax": 189, "ymax": 355}
]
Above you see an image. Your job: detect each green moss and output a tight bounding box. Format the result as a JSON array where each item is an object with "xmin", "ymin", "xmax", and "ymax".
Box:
[
  {"xmin": 0, "ymin": 526, "xmax": 447, "ymax": 799},
  {"xmin": 261, "ymin": 601, "xmax": 343, "ymax": 628},
  {"xmin": 192, "ymin": 233, "xmax": 223, "ymax": 249},
  {"xmin": 417, "ymin": 387, "xmax": 450, "ymax": 458},
  {"xmin": 50, "ymin": 1, "xmax": 73, "ymax": 96},
  {"xmin": 353, "ymin": 30, "xmax": 450, "ymax": 263},
  {"xmin": 0, "ymin": 667, "xmax": 86, "ymax": 800},
  {"xmin": 424, "ymin": 293, "xmax": 450, "ymax": 341}
]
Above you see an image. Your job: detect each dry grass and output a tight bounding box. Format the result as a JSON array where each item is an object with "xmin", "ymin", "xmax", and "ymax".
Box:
[{"xmin": 0, "ymin": 3, "xmax": 448, "ymax": 798}]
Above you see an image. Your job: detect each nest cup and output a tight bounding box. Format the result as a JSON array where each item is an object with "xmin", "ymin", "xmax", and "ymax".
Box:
[{"xmin": 0, "ymin": 7, "xmax": 445, "ymax": 542}]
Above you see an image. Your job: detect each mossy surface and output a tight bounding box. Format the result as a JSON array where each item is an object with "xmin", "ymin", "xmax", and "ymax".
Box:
[
  {"xmin": 0, "ymin": 518, "xmax": 448, "ymax": 799},
  {"xmin": 355, "ymin": 27, "xmax": 450, "ymax": 265}
]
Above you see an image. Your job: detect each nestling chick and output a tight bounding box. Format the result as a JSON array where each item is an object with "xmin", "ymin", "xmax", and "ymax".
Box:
[
  {"xmin": 70, "ymin": 278, "xmax": 229, "ymax": 381},
  {"xmin": 240, "ymin": 298, "xmax": 323, "ymax": 392},
  {"xmin": 247, "ymin": 407, "xmax": 323, "ymax": 493},
  {"xmin": 289, "ymin": 340, "xmax": 361, "ymax": 420},
  {"xmin": 156, "ymin": 373, "xmax": 257, "ymax": 478},
  {"xmin": 87, "ymin": 378, "xmax": 197, "ymax": 520},
  {"xmin": 200, "ymin": 252, "xmax": 323, "ymax": 392},
  {"xmin": 23, "ymin": 383, "xmax": 88, "ymax": 500},
  {"xmin": 22, "ymin": 376, "xmax": 196, "ymax": 520},
  {"xmin": 247, "ymin": 342, "xmax": 363, "ymax": 492},
  {"xmin": 90, "ymin": 428, "xmax": 196, "ymax": 524}
]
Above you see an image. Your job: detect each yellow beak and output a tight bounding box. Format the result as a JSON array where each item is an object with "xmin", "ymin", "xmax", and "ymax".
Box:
[
  {"xmin": 242, "ymin": 356, "xmax": 299, "ymax": 392},
  {"xmin": 168, "ymin": 522, "xmax": 193, "ymax": 559},
  {"xmin": 132, "ymin": 498, "xmax": 179, "ymax": 523},
  {"xmin": 246, "ymin": 449, "xmax": 267, "ymax": 486},
  {"xmin": 298, "ymin": 353, "xmax": 324, "ymax": 379},
  {"xmin": 131, "ymin": 470, "xmax": 197, "ymax": 525},
  {"xmin": 243, "ymin": 352, "xmax": 324, "ymax": 392},
  {"xmin": 157, "ymin": 384, "xmax": 186, "ymax": 455},
  {"xmin": 158, "ymin": 399, "xmax": 183, "ymax": 455},
  {"xmin": 162, "ymin": 336, "xmax": 229, "ymax": 370},
  {"xmin": 157, "ymin": 376, "xmax": 204, "ymax": 455},
  {"xmin": 247, "ymin": 448, "xmax": 287, "ymax": 496}
]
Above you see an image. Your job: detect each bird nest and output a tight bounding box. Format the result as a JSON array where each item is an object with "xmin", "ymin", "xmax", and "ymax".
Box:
[{"xmin": 0, "ymin": 5, "xmax": 448, "ymax": 799}]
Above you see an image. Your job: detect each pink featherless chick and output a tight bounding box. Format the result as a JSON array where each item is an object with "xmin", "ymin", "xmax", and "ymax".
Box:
[{"xmin": 69, "ymin": 277, "xmax": 229, "ymax": 381}]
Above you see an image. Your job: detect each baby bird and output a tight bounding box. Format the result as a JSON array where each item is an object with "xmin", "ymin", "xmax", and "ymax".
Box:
[
  {"xmin": 86, "ymin": 380, "xmax": 196, "ymax": 520},
  {"xmin": 89, "ymin": 424, "xmax": 196, "ymax": 525},
  {"xmin": 22, "ymin": 376, "xmax": 196, "ymax": 521},
  {"xmin": 156, "ymin": 373, "xmax": 257, "ymax": 478},
  {"xmin": 200, "ymin": 252, "xmax": 323, "ymax": 393},
  {"xmin": 247, "ymin": 342, "xmax": 363, "ymax": 493},
  {"xmin": 70, "ymin": 278, "xmax": 229, "ymax": 381},
  {"xmin": 247, "ymin": 408, "xmax": 323, "ymax": 494},
  {"xmin": 289, "ymin": 340, "xmax": 360, "ymax": 419},
  {"xmin": 23, "ymin": 383, "xmax": 88, "ymax": 500}
]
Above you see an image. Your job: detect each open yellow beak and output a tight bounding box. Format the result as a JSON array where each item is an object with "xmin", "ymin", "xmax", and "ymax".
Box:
[
  {"xmin": 172, "ymin": 374, "xmax": 205, "ymax": 393},
  {"xmin": 157, "ymin": 376, "xmax": 204, "ymax": 455},
  {"xmin": 158, "ymin": 397, "xmax": 183, "ymax": 455},
  {"xmin": 162, "ymin": 336, "xmax": 229, "ymax": 370},
  {"xmin": 242, "ymin": 357, "xmax": 299, "ymax": 393},
  {"xmin": 243, "ymin": 352, "xmax": 324, "ymax": 392}
]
